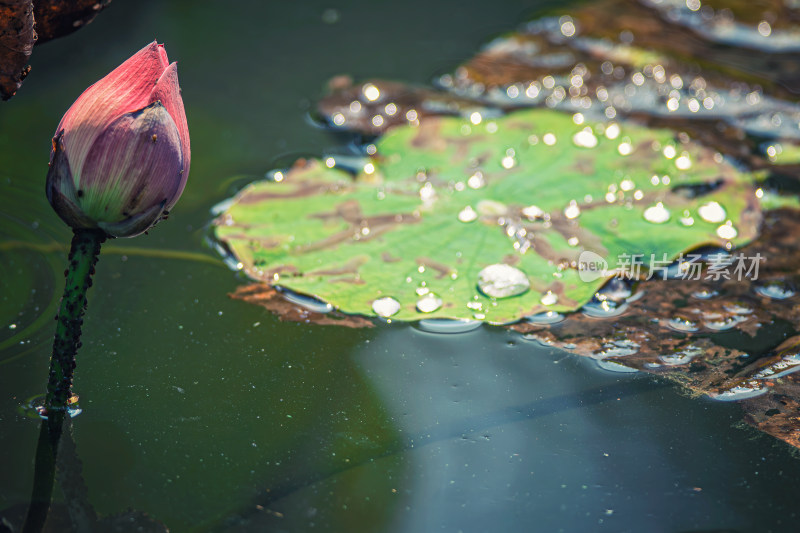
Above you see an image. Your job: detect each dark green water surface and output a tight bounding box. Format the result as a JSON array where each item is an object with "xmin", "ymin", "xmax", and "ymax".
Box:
[{"xmin": 1, "ymin": 1, "xmax": 800, "ymax": 532}]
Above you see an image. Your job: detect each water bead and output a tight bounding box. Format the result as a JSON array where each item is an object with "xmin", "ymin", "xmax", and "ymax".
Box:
[
  {"xmin": 477, "ymin": 264, "xmax": 531, "ymax": 298},
  {"xmin": 372, "ymin": 297, "xmax": 401, "ymax": 317},
  {"xmin": 416, "ymin": 293, "xmax": 443, "ymax": 313}
]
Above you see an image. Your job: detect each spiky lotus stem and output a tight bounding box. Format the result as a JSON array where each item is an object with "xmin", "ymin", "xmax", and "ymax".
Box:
[{"xmin": 46, "ymin": 228, "xmax": 106, "ymax": 410}]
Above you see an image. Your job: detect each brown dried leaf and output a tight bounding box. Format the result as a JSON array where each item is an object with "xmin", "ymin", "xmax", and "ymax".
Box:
[
  {"xmin": 0, "ymin": 0, "xmax": 35, "ymax": 100},
  {"xmin": 230, "ymin": 284, "xmax": 374, "ymax": 329},
  {"xmin": 33, "ymin": 0, "xmax": 112, "ymax": 44}
]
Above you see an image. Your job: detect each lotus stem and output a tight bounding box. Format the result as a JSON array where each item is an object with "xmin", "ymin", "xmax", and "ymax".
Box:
[
  {"xmin": 46, "ymin": 228, "xmax": 106, "ymax": 410},
  {"xmin": 22, "ymin": 228, "xmax": 104, "ymax": 532}
]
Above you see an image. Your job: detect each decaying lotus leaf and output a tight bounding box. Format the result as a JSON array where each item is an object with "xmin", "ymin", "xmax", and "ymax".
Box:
[{"xmin": 215, "ymin": 108, "xmax": 762, "ymax": 324}]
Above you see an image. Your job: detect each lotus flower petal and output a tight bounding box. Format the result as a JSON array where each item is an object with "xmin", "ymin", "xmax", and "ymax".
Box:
[
  {"xmin": 58, "ymin": 42, "xmax": 170, "ymax": 182},
  {"xmin": 98, "ymin": 200, "xmax": 167, "ymax": 238},
  {"xmin": 78, "ymin": 101, "xmax": 182, "ymax": 223},
  {"xmin": 46, "ymin": 133, "xmax": 97, "ymax": 230},
  {"xmin": 150, "ymin": 62, "xmax": 190, "ymax": 208},
  {"xmin": 46, "ymin": 41, "xmax": 189, "ymax": 238}
]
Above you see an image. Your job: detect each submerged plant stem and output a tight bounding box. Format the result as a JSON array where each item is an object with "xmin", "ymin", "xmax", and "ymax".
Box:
[
  {"xmin": 46, "ymin": 228, "xmax": 106, "ymax": 410},
  {"xmin": 22, "ymin": 228, "xmax": 105, "ymax": 532},
  {"xmin": 22, "ymin": 412, "xmax": 65, "ymax": 533}
]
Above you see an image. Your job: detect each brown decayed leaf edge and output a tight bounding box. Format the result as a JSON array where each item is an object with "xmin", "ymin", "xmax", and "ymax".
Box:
[
  {"xmin": 0, "ymin": 0, "xmax": 112, "ymax": 100},
  {"xmin": 33, "ymin": 0, "xmax": 112, "ymax": 44},
  {"xmin": 230, "ymin": 284, "xmax": 374, "ymax": 329},
  {"xmin": 0, "ymin": 0, "xmax": 35, "ymax": 100}
]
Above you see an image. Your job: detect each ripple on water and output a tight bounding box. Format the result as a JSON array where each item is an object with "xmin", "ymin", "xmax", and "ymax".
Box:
[
  {"xmin": 708, "ymin": 381, "xmax": 768, "ymax": 402},
  {"xmin": 20, "ymin": 394, "xmax": 83, "ymax": 420},
  {"xmin": 525, "ymin": 311, "xmax": 565, "ymax": 324},
  {"xmin": 521, "ymin": 333, "xmax": 555, "ymax": 347},
  {"xmin": 754, "ymin": 281, "xmax": 796, "ymax": 300},
  {"xmin": 659, "ymin": 346, "xmax": 703, "ymax": 366},
  {"xmin": 0, "ymin": 177, "xmax": 68, "ymax": 364},
  {"xmin": 691, "ymin": 288, "xmax": 719, "ymax": 300},
  {"xmin": 596, "ymin": 277, "xmax": 633, "ymax": 302},
  {"xmin": 666, "ymin": 317, "xmax": 700, "ymax": 333},
  {"xmin": 753, "ymin": 353, "xmax": 800, "ymax": 380},
  {"xmin": 595, "ymin": 359, "xmax": 639, "ymax": 373},
  {"xmin": 278, "ymin": 288, "xmax": 334, "ymax": 313},
  {"xmin": 581, "ymin": 299, "xmax": 629, "ymax": 318},
  {"xmin": 592, "ymin": 339, "xmax": 640, "ymax": 359},
  {"xmin": 416, "ymin": 319, "xmax": 482, "ymax": 334},
  {"xmin": 704, "ymin": 314, "xmax": 749, "ymax": 331}
]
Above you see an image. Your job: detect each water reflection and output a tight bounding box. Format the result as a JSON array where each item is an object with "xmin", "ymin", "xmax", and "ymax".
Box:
[{"xmin": 215, "ymin": 326, "xmax": 800, "ymax": 532}]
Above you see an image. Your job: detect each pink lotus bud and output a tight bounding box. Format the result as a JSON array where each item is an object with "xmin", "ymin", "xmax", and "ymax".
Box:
[{"xmin": 46, "ymin": 41, "xmax": 190, "ymax": 238}]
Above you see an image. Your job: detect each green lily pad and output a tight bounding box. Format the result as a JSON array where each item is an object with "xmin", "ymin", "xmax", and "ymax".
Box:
[{"xmin": 214, "ymin": 108, "xmax": 761, "ymax": 323}]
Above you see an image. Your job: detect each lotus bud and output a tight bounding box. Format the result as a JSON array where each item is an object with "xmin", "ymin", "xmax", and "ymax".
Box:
[{"xmin": 46, "ymin": 41, "xmax": 190, "ymax": 238}]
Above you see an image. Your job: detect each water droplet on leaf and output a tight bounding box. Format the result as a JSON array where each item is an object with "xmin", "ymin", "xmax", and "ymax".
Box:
[
  {"xmin": 698, "ymin": 201, "xmax": 726, "ymax": 223},
  {"xmin": 477, "ymin": 264, "xmax": 531, "ymax": 299},
  {"xmin": 643, "ymin": 202, "xmax": 670, "ymax": 223},
  {"xmin": 416, "ymin": 293, "xmax": 443, "ymax": 313},
  {"xmin": 372, "ymin": 297, "xmax": 401, "ymax": 317},
  {"xmin": 458, "ymin": 206, "xmax": 477, "ymax": 223}
]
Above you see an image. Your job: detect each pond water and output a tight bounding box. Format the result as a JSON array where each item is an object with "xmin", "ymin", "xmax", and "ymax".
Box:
[{"xmin": 2, "ymin": 0, "xmax": 800, "ymax": 532}]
